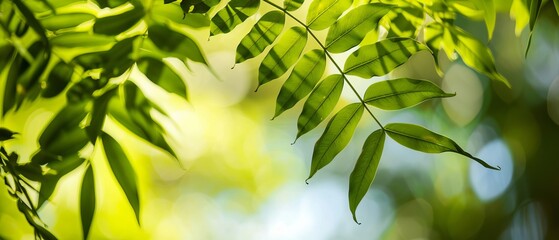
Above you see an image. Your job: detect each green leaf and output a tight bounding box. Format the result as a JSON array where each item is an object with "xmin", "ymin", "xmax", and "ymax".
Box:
[
  {"xmin": 101, "ymin": 133, "xmax": 140, "ymax": 224},
  {"xmin": 3, "ymin": 55, "xmax": 23, "ymax": 116},
  {"xmin": 94, "ymin": 0, "xmax": 128, "ymax": 8},
  {"xmin": 12, "ymin": 0, "xmax": 49, "ymax": 44},
  {"xmin": 384, "ymin": 123, "xmax": 501, "ymax": 170},
  {"xmin": 180, "ymin": 0, "xmax": 219, "ymax": 14},
  {"xmin": 258, "ymin": 26, "xmax": 307, "ymax": 88},
  {"xmin": 529, "ymin": 0, "xmax": 542, "ymax": 30},
  {"xmin": 152, "ymin": 3, "xmax": 210, "ymax": 28},
  {"xmin": 554, "ymin": 0, "xmax": 559, "ymax": 17},
  {"xmin": 50, "ymin": 32, "xmax": 115, "ymax": 48},
  {"xmin": 16, "ymin": 163, "xmax": 43, "ymax": 181},
  {"xmin": 0, "ymin": 127, "xmax": 18, "ymax": 141},
  {"xmin": 235, "ymin": 11, "xmax": 285, "ymax": 64},
  {"xmin": 148, "ymin": 24, "xmax": 207, "ymax": 64},
  {"xmin": 39, "ymin": 103, "xmax": 89, "ymax": 156},
  {"xmin": 138, "ymin": 57, "xmax": 188, "ymax": 99},
  {"xmin": 93, "ymin": 6, "xmax": 145, "ymax": 35},
  {"xmin": 343, "ymin": 38, "xmax": 428, "ymax": 79},
  {"xmin": 284, "ymin": 0, "xmax": 304, "ymax": 11},
  {"xmin": 42, "ymin": 61, "xmax": 74, "ymax": 98},
  {"xmin": 307, "ymin": 103, "xmax": 364, "ymax": 181},
  {"xmin": 80, "ymin": 165, "xmax": 95, "ymax": 240},
  {"xmin": 482, "ymin": 0, "xmax": 496, "ymax": 39},
  {"xmin": 349, "ymin": 129, "xmax": 385, "ymax": 224},
  {"xmin": 325, "ymin": 3, "xmax": 391, "ymax": 53},
  {"xmin": 451, "ymin": 27, "xmax": 510, "ymax": 87},
  {"xmin": 274, "ymin": 49, "xmax": 326, "ymax": 118},
  {"xmin": 210, "ymin": 0, "xmax": 260, "ymax": 35},
  {"xmin": 306, "ymin": 0, "xmax": 352, "ymax": 30},
  {"xmin": 296, "ymin": 74, "xmax": 344, "ymax": 139},
  {"xmin": 85, "ymin": 89, "xmax": 117, "ymax": 143},
  {"xmin": 38, "ymin": 176, "xmax": 58, "ymax": 209},
  {"xmin": 363, "ymin": 78, "xmax": 455, "ymax": 110},
  {"xmin": 40, "ymin": 13, "xmax": 95, "ymax": 31}
]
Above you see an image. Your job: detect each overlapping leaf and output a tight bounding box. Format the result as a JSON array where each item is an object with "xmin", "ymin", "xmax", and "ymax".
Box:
[
  {"xmin": 80, "ymin": 165, "xmax": 95, "ymax": 240},
  {"xmin": 308, "ymin": 103, "xmax": 364, "ymax": 181},
  {"xmin": 258, "ymin": 26, "xmax": 307, "ymax": 88},
  {"xmin": 274, "ymin": 49, "xmax": 326, "ymax": 118},
  {"xmin": 235, "ymin": 11, "xmax": 285, "ymax": 64},
  {"xmin": 306, "ymin": 0, "xmax": 352, "ymax": 30},
  {"xmin": 148, "ymin": 23, "xmax": 207, "ymax": 64},
  {"xmin": 210, "ymin": 0, "xmax": 259, "ymax": 35}
]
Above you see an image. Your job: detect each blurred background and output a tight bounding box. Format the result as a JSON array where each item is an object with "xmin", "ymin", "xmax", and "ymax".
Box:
[{"xmin": 1, "ymin": 0, "xmax": 559, "ymax": 239}]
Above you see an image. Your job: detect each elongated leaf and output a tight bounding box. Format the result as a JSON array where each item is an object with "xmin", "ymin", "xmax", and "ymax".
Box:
[
  {"xmin": 4, "ymin": 55, "xmax": 23, "ymax": 116},
  {"xmin": 364, "ymin": 78, "xmax": 455, "ymax": 110},
  {"xmin": 12, "ymin": 0, "xmax": 48, "ymax": 44},
  {"xmin": 94, "ymin": 6, "xmax": 145, "ymax": 35},
  {"xmin": 235, "ymin": 11, "xmax": 285, "ymax": 64},
  {"xmin": 148, "ymin": 24, "xmax": 207, "ymax": 64},
  {"xmin": 555, "ymin": 0, "xmax": 559, "ymax": 16},
  {"xmin": 101, "ymin": 133, "xmax": 140, "ymax": 224},
  {"xmin": 85, "ymin": 89, "xmax": 117, "ymax": 142},
  {"xmin": 325, "ymin": 4, "xmax": 391, "ymax": 53},
  {"xmin": 258, "ymin": 26, "xmax": 307, "ymax": 88},
  {"xmin": 529, "ymin": 0, "xmax": 542, "ymax": 30},
  {"xmin": 297, "ymin": 74, "xmax": 344, "ymax": 139},
  {"xmin": 39, "ymin": 103, "xmax": 89, "ymax": 156},
  {"xmin": 275, "ymin": 49, "xmax": 326, "ymax": 118},
  {"xmin": 349, "ymin": 129, "xmax": 385, "ymax": 224},
  {"xmin": 384, "ymin": 123, "xmax": 500, "ymax": 170},
  {"xmin": 180, "ymin": 0, "xmax": 219, "ymax": 14},
  {"xmin": 42, "ymin": 61, "xmax": 74, "ymax": 98},
  {"xmin": 210, "ymin": 0, "xmax": 259, "ymax": 35},
  {"xmin": 94, "ymin": 0, "xmax": 128, "ymax": 8},
  {"xmin": 306, "ymin": 0, "xmax": 352, "ymax": 30},
  {"xmin": 451, "ymin": 27, "xmax": 510, "ymax": 87},
  {"xmin": 344, "ymin": 38, "xmax": 427, "ymax": 79},
  {"xmin": 40, "ymin": 13, "xmax": 95, "ymax": 31},
  {"xmin": 138, "ymin": 57, "xmax": 188, "ymax": 99},
  {"xmin": 482, "ymin": 0, "xmax": 496, "ymax": 39},
  {"xmin": 38, "ymin": 155, "xmax": 85, "ymax": 208},
  {"xmin": 308, "ymin": 103, "xmax": 364, "ymax": 181},
  {"xmin": 50, "ymin": 32, "xmax": 115, "ymax": 48},
  {"xmin": 284, "ymin": 0, "xmax": 304, "ymax": 11},
  {"xmin": 80, "ymin": 165, "xmax": 95, "ymax": 240},
  {"xmin": 38, "ymin": 176, "xmax": 58, "ymax": 208}
]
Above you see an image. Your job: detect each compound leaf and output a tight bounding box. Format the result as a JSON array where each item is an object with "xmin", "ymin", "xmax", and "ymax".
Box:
[
  {"xmin": 235, "ymin": 10, "xmax": 285, "ymax": 64},
  {"xmin": 306, "ymin": 0, "xmax": 352, "ymax": 30}
]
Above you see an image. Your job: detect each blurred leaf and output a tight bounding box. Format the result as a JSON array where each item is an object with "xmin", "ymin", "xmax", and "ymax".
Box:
[
  {"xmin": 325, "ymin": 3, "xmax": 390, "ymax": 53},
  {"xmin": 152, "ymin": 3, "xmax": 210, "ymax": 28},
  {"xmin": 0, "ymin": 127, "xmax": 18, "ymax": 141},
  {"xmin": 102, "ymin": 37, "xmax": 136, "ymax": 77},
  {"xmin": 50, "ymin": 32, "xmax": 115, "ymax": 48},
  {"xmin": 93, "ymin": 6, "xmax": 145, "ymax": 35},
  {"xmin": 482, "ymin": 0, "xmax": 496, "ymax": 39},
  {"xmin": 306, "ymin": 0, "xmax": 352, "ymax": 30},
  {"xmin": 385, "ymin": 7, "xmax": 423, "ymax": 39},
  {"xmin": 38, "ymin": 155, "xmax": 85, "ymax": 208},
  {"xmin": 363, "ymin": 78, "xmax": 455, "ymax": 110},
  {"xmin": 85, "ymin": 88, "xmax": 117, "ymax": 143},
  {"xmin": 258, "ymin": 26, "xmax": 307, "ymax": 88},
  {"xmin": 343, "ymin": 38, "xmax": 427, "ymax": 79},
  {"xmin": 275, "ymin": 49, "xmax": 326, "ymax": 118},
  {"xmin": 138, "ymin": 57, "xmax": 188, "ymax": 99},
  {"xmin": 39, "ymin": 102, "xmax": 89, "ymax": 156},
  {"xmin": 16, "ymin": 163, "xmax": 43, "ymax": 181},
  {"xmin": 3, "ymin": 54, "xmax": 23, "ymax": 116},
  {"xmin": 529, "ymin": 0, "xmax": 541, "ymax": 30},
  {"xmin": 42, "ymin": 61, "xmax": 74, "ymax": 98},
  {"xmin": 148, "ymin": 24, "xmax": 207, "ymax": 64},
  {"xmin": 12, "ymin": 0, "xmax": 48, "ymax": 44},
  {"xmin": 308, "ymin": 103, "xmax": 364, "ymax": 181},
  {"xmin": 235, "ymin": 11, "xmax": 285, "ymax": 64},
  {"xmin": 94, "ymin": 0, "xmax": 128, "ymax": 8},
  {"xmin": 284, "ymin": 0, "xmax": 304, "ymax": 11},
  {"xmin": 297, "ymin": 74, "xmax": 343, "ymax": 139},
  {"xmin": 384, "ymin": 123, "xmax": 501, "ymax": 170},
  {"xmin": 349, "ymin": 129, "xmax": 385, "ymax": 224},
  {"xmin": 40, "ymin": 13, "xmax": 95, "ymax": 31},
  {"xmin": 555, "ymin": 0, "xmax": 559, "ymax": 16},
  {"xmin": 80, "ymin": 165, "xmax": 95, "ymax": 240},
  {"xmin": 180, "ymin": 0, "xmax": 219, "ymax": 14},
  {"xmin": 38, "ymin": 176, "xmax": 58, "ymax": 209},
  {"xmin": 210, "ymin": 0, "xmax": 259, "ymax": 35},
  {"xmin": 101, "ymin": 133, "xmax": 140, "ymax": 224}
]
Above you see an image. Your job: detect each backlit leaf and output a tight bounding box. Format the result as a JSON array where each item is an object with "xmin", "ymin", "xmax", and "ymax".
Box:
[
  {"xmin": 80, "ymin": 165, "xmax": 95, "ymax": 240},
  {"xmin": 364, "ymin": 78, "xmax": 455, "ymax": 110},
  {"xmin": 39, "ymin": 103, "xmax": 89, "ymax": 157},
  {"xmin": 40, "ymin": 13, "xmax": 95, "ymax": 31},
  {"xmin": 349, "ymin": 129, "xmax": 385, "ymax": 224},
  {"xmin": 85, "ymin": 88, "xmax": 117, "ymax": 142},
  {"xmin": 325, "ymin": 3, "xmax": 391, "ymax": 53},
  {"xmin": 284, "ymin": 0, "xmax": 304, "ymax": 11},
  {"xmin": 258, "ymin": 26, "xmax": 307, "ymax": 88},
  {"xmin": 138, "ymin": 57, "xmax": 188, "ymax": 99},
  {"xmin": 297, "ymin": 74, "xmax": 344, "ymax": 139},
  {"xmin": 210, "ymin": 0, "xmax": 260, "ymax": 35},
  {"xmin": 50, "ymin": 32, "xmax": 115, "ymax": 48},
  {"xmin": 101, "ymin": 133, "xmax": 141, "ymax": 224},
  {"xmin": 482, "ymin": 0, "xmax": 496, "ymax": 39},
  {"xmin": 148, "ymin": 24, "xmax": 207, "ymax": 64},
  {"xmin": 344, "ymin": 38, "xmax": 427, "ymax": 79},
  {"xmin": 275, "ymin": 49, "xmax": 326, "ymax": 118},
  {"xmin": 306, "ymin": 0, "xmax": 352, "ymax": 30},
  {"xmin": 93, "ymin": 6, "xmax": 145, "ymax": 35},
  {"xmin": 42, "ymin": 61, "xmax": 74, "ymax": 98},
  {"xmin": 235, "ymin": 11, "xmax": 285, "ymax": 64},
  {"xmin": 384, "ymin": 123, "xmax": 500, "ymax": 170},
  {"xmin": 308, "ymin": 103, "xmax": 364, "ymax": 181}
]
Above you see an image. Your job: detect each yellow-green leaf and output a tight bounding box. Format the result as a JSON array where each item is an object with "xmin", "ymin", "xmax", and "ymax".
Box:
[
  {"xmin": 364, "ymin": 78, "xmax": 455, "ymax": 110},
  {"xmin": 210, "ymin": 0, "xmax": 260, "ymax": 35},
  {"xmin": 40, "ymin": 13, "xmax": 95, "ymax": 31},
  {"xmin": 306, "ymin": 0, "xmax": 352, "ymax": 30},
  {"xmin": 235, "ymin": 11, "xmax": 285, "ymax": 64},
  {"xmin": 284, "ymin": 0, "xmax": 304, "ymax": 11},
  {"xmin": 308, "ymin": 103, "xmax": 364, "ymax": 181},
  {"xmin": 349, "ymin": 129, "xmax": 385, "ymax": 224},
  {"xmin": 93, "ymin": 6, "xmax": 145, "ymax": 35},
  {"xmin": 275, "ymin": 49, "xmax": 326, "ymax": 118},
  {"xmin": 384, "ymin": 123, "xmax": 500, "ymax": 170},
  {"xmin": 80, "ymin": 165, "xmax": 95, "ymax": 240},
  {"xmin": 148, "ymin": 24, "xmax": 207, "ymax": 64},
  {"xmin": 50, "ymin": 32, "xmax": 115, "ymax": 48}
]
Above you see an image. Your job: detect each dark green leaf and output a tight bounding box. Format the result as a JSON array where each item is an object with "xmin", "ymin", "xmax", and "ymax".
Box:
[
  {"xmin": 307, "ymin": 103, "xmax": 364, "ymax": 181},
  {"xmin": 363, "ymin": 78, "xmax": 455, "ymax": 110},
  {"xmin": 102, "ymin": 37, "xmax": 136, "ymax": 77},
  {"xmin": 80, "ymin": 165, "xmax": 95, "ymax": 240},
  {"xmin": 529, "ymin": 0, "xmax": 542, "ymax": 30},
  {"xmin": 555, "ymin": 0, "xmax": 559, "ymax": 16},
  {"xmin": 152, "ymin": 3, "xmax": 210, "ymax": 28},
  {"xmin": 344, "ymin": 38, "xmax": 427, "ymax": 79},
  {"xmin": 101, "ymin": 133, "xmax": 140, "ymax": 224},
  {"xmin": 210, "ymin": 0, "xmax": 260, "ymax": 35},
  {"xmin": 306, "ymin": 0, "xmax": 352, "ymax": 30},
  {"xmin": 138, "ymin": 57, "xmax": 188, "ymax": 99},
  {"xmin": 180, "ymin": 0, "xmax": 219, "ymax": 14},
  {"xmin": 274, "ymin": 49, "xmax": 326, "ymax": 118},
  {"xmin": 16, "ymin": 163, "xmax": 43, "ymax": 181},
  {"xmin": 3, "ymin": 55, "xmax": 23, "ymax": 116},
  {"xmin": 235, "ymin": 11, "xmax": 285, "ymax": 64},
  {"xmin": 42, "ymin": 61, "xmax": 74, "ymax": 98},
  {"xmin": 148, "ymin": 24, "xmax": 207, "ymax": 64},
  {"xmin": 349, "ymin": 129, "xmax": 385, "ymax": 224},
  {"xmin": 38, "ymin": 176, "xmax": 58, "ymax": 209},
  {"xmin": 284, "ymin": 0, "xmax": 304, "ymax": 11},
  {"xmin": 93, "ymin": 6, "xmax": 145, "ymax": 35},
  {"xmin": 258, "ymin": 26, "xmax": 307, "ymax": 88},
  {"xmin": 384, "ymin": 123, "xmax": 500, "ymax": 170},
  {"xmin": 50, "ymin": 32, "xmax": 115, "ymax": 48},
  {"xmin": 85, "ymin": 89, "xmax": 117, "ymax": 142},
  {"xmin": 325, "ymin": 3, "xmax": 390, "ymax": 53},
  {"xmin": 94, "ymin": 0, "xmax": 128, "ymax": 8},
  {"xmin": 40, "ymin": 13, "xmax": 95, "ymax": 31},
  {"xmin": 297, "ymin": 74, "xmax": 344, "ymax": 139},
  {"xmin": 0, "ymin": 127, "xmax": 18, "ymax": 141}
]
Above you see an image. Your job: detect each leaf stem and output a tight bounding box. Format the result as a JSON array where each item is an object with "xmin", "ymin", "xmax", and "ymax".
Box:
[{"xmin": 261, "ymin": 0, "xmax": 384, "ymax": 130}]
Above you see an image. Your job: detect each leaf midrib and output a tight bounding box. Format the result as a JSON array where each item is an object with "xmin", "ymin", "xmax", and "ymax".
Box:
[
  {"xmin": 385, "ymin": 128, "xmax": 454, "ymax": 153},
  {"xmin": 344, "ymin": 40, "xmax": 419, "ymax": 74}
]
